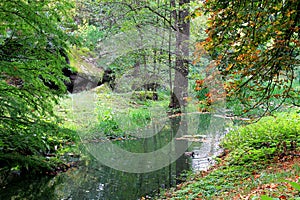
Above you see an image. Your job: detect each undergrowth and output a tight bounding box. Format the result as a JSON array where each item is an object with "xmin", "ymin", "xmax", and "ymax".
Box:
[
  {"xmin": 79, "ymin": 89, "xmax": 170, "ymax": 140},
  {"xmin": 158, "ymin": 110, "xmax": 300, "ymax": 200},
  {"xmin": 222, "ymin": 111, "xmax": 300, "ymax": 165},
  {"xmin": 0, "ymin": 121, "xmax": 78, "ymax": 178}
]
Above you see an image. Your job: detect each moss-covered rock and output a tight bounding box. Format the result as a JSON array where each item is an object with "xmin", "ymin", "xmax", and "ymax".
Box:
[{"xmin": 92, "ymin": 84, "xmax": 112, "ymax": 94}]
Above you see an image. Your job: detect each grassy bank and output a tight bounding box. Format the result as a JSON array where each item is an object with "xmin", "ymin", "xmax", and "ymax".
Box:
[
  {"xmin": 67, "ymin": 86, "xmax": 171, "ymax": 141},
  {"xmin": 158, "ymin": 110, "xmax": 300, "ymax": 199}
]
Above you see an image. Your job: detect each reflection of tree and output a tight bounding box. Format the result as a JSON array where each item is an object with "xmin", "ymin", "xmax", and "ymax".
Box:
[
  {"xmin": 0, "ymin": 176, "xmax": 62, "ymax": 200},
  {"xmin": 1, "ymin": 116, "xmax": 227, "ymax": 199},
  {"xmin": 198, "ymin": 113, "xmax": 212, "ymax": 132},
  {"xmin": 172, "ymin": 116, "xmax": 189, "ymax": 184},
  {"xmin": 0, "ymin": 116, "xmax": 196, "ymax": 199}
]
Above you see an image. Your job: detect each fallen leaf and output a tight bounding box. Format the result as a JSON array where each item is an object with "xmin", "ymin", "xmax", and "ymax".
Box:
[
  {"xmin": 254, "ymin": 174, "xmax": 261, "ymax": 179},
  {"xmin": 279, "ymin": 195, "xmax": 287, "ymax": 199}
]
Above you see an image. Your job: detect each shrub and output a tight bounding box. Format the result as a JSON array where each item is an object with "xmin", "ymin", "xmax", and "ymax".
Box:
[{"xmin": 221, "ymin": 111, "xmax": 300, "ymax": 165}]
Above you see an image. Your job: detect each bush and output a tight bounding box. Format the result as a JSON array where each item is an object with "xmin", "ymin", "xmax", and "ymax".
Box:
[
  {"xmin": 96, "ymin": 108, "xmax": 123, "ymax": 137},
  {"xmin": 93, "ymin": 107, "xmax": 152, "ymax": 138},
  {"xmin": 0, "ymin": 122, "xmax": 78, "ymax": 175},
  {"xmin": 221, "ymin": 111, "xmax": 300, "ymax": 165}
]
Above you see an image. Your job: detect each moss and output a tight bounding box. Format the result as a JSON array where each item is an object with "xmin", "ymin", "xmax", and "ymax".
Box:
[
  {"xmin": 92, "ymin": 84, "xmax": 111, "ymax": 94},
  {"xmin": 132, "ymin": 91, "xmax": 158, "ymax": 101},
  {"xmin": 68, "ymin": 46, "xmax": 102, "ymax": 77}
]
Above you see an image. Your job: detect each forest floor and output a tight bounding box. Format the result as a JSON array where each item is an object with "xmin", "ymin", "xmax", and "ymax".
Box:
[{"xmin": 158, "ymin": 151, "xmax": 300, "ymax": 200}]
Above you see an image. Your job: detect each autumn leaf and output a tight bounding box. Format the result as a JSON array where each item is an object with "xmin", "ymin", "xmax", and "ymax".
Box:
[
  {"xmin": 205, "ymin": 92, "xmax": 212, "ymax": 98},
  {"xmin": 195, "ymin": 87, "xmax": 201, "ymax": 91},
  {"xmin": 201, "ymin": 0, "xmax": 299, "ymax": 115},
  {"xmin": 279, "ymin": 195, "xmax": 287, "ymax": 199},
  {"xmin": 226, "ymin": 64, "xmax": 233, "ymax": 71},
  {"xmin": 254, "ymin": 174, "xmax": 261, "ymax": 179},
  {"xmin": 196, "ymin": 79, "xmax": 204, "ymax": 85}
]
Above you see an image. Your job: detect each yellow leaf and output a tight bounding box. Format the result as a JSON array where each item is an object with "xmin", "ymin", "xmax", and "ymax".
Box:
[
  {"xmin": 287, "ymin": 10, "xmax": 296, "ymax": 17},
  {"xmin": 195, "ymin": 10, "xmax": 202, "ymax": 17},
  {"xmin": 226, "ymin": 64, "xmax": 233, "ymax": 71}
]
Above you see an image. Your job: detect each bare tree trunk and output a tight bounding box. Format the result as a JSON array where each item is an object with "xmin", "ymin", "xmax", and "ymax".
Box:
[{"xmin": 169, "ymin": 0, "xmax": 190, "ymax": 112}]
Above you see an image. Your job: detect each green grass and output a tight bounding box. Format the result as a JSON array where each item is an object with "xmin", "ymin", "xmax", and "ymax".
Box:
[{"xmin": 64, "ymin": 89, "xmax": 172, "ymax": 140}]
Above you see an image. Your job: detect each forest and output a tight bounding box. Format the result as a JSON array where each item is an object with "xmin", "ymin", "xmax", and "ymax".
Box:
[{"xmin": 0, "ymin": 0, "xmax": 299, "ymax": 199}]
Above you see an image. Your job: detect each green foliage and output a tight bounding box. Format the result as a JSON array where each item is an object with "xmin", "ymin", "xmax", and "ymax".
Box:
[
  {"xmin": 193, "ymin": 79, "xmax": 211, "ymax": 111},
  {"xmin": 127, "ymin": 108, "xmax": 151, "ymax": 127},
  {"xmin": 261, "ymin": 195, "xmax": 274, "ymax": 200},
  {"xmin": 0, "ymin": 121, "xmax": 78, "ymax": 173},
  {"xmin": 221, "ymin": 111, "xmax": 300, "ymax": 165},
  {"xmin": 0, "ymin": 0, "xmax": 78, "ymax": 174},
  {"xmin": 76, "ymin": 24, "xmax": 105, "ymax": 50},
  {"xmin": 132, "ymin": 91, "xmax": 158, "ymax": 101},
  {"xmin": 284, "ymin": 180, "xmax": 300, "ymax": 192},
  {"xmin": 97, "ymin": 108, "xmax": 123, "ymax": 137},
  {"xmin": 93, "ymin": 106, "xmax": 152, "ymax": 138},
  {"xmin": 161, "ymin": 165, "xmax": 254, "ymax": 199},
  {"xmin": 82, "ymin": 105, "xmax": 152, "ymax": 139},
  {"xmin": 79, "ymin": 89, "xmax": 169, "ymax": 140}
]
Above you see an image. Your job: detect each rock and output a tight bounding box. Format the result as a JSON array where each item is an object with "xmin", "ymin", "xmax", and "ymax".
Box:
[{"xmin": 92, "ymin": 84, "xmax": 111, "ymax": 94}]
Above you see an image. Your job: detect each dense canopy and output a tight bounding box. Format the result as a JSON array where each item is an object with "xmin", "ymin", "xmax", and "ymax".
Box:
[{"xmin": 200, "ymin": 0, "xmax": 300, "ymax": 116}]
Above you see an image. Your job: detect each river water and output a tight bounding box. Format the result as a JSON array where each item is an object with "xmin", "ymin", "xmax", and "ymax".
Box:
[{"xmin": 0, "ymin": 114, "xmax": 230, "ymax": 200}]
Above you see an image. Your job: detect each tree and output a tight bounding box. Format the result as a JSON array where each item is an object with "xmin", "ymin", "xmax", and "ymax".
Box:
[
  {"xmin": 0, "ymin": 0, "xmax": 77, "ymax": 173},
  {"xmin": 76, "ymin": 0, "xmax": 192, "ymax": 111},
  {"xmin": 200, "ymin": 0, "xmax": 300, "ymax": 117},
  {"xmin": 169, "ymin": 0, "xmax": 191, "ymax": 111}
]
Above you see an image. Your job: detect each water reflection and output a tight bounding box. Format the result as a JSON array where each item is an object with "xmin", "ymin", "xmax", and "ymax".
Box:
[
  {"xmin": 0, "ymin": 160, "xmax": 179, "ymax": 200},
  {"xmin": 0, "ymin": 114, "xmax": 230, "ymax": 200}
]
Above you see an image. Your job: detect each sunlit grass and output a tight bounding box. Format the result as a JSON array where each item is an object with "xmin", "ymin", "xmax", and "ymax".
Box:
[{"xmin": 57, "ymin": 88, "xmax": 173, "ymax": 140}]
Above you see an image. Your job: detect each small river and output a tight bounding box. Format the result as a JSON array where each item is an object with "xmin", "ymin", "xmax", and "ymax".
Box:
[{"xmin": 0, "ymin": 114, "xmax": 230, "ymax": 200}]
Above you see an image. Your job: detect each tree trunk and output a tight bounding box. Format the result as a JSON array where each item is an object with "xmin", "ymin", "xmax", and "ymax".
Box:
[{"xmin": 169, "ymin": 0, "xmax": 190, "ymax": 112}]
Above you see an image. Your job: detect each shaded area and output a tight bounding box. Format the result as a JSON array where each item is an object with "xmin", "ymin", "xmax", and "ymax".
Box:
[{"xmin": 0, "ymin": 115, "xmax": 230, "ymax": 199}]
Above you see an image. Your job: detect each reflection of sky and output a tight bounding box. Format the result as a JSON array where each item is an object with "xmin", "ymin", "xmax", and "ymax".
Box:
[
  {"xmin": 191, "ymin": 135, "xmax": 221, "ymax": 172},
  {"xmin": 98, "ymin": 183, "xmax": 104, "ymax": 191}
]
